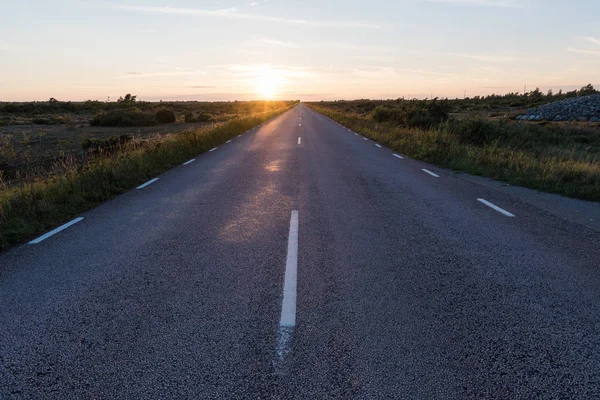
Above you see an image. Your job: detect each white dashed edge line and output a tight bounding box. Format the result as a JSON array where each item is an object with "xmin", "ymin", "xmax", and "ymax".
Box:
[
  {"xmin": 422, "ymin": 169, "xmax": 439, "ymax": 178},
  {"xmin": 477, "ymin": 199, "xmax": 516, "ymax": 217},
  {"xmin": 29, "ymin": 217, "xmax": 85, "ymax": 244},
  {"xmin": 137, "ymin": 178, "xmax": 159, "ymax": 189}
]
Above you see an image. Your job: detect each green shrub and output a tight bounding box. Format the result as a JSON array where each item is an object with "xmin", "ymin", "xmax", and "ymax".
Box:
[
  {"xmin": 184, "ymin": 112, "xmax": 212, "ymax": 123},
  {"xmin": 82, "ymin": 134, "xmax": 133, "ymax": 152},
  {"xmin": 155, "ymin": 109, "xmax": 176, "ymax": 124},
  {"xmin": 372, "ymin": 99, "xmax": 450, "ymax": 129},
  {"xmin": 452, "ymin": 119, "xmax": 493, "ymax": 146},
  {"xmin": 33, "ymin": 118, "xmax": 50, "ymax": 125}
]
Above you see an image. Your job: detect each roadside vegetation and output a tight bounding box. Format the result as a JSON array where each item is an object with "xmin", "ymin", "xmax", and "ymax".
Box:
[
  {"xmin": 307, "ymin": 91, "xmax": 600, "ymax": 202},
  {"xmin": 0, "ymin": 101, "xmax": 297, "ymax": 250},
  {"xmin": 0, "ymin": 96, "xmax": 296, "ymax": 173}
]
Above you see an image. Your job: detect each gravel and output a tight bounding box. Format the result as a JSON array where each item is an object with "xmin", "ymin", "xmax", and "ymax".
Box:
[{"xmin": 516, "ymin": 94, "xmax": 600, "ymax": 122}]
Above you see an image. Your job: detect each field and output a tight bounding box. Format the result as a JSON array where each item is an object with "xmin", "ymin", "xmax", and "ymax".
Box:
[
  {"xmin": 0, "ymin": 99, "xmax": 294, "ymax": 174},
  {"xmin": 306, "ymin": 94, "xmax": 600, "ymax": 202}
]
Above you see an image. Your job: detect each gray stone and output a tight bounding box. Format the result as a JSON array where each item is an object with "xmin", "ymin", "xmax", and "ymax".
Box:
[
  {"xmin": 528, "ymin": 115, "xmax": 537, "ymax": 121},
  {"xmin": 535, "ymin": 115, "xmax": 543, "ymax": 121},
  {"xmin": 578, "ymin": 116, "xmax": 589, "ymax": 122},
  {"xmin": 590, "ymin": 117, "xmax": 600, "ymax": 123},
  {"xmin": 522, "ymin": 93, "xmax": 600, "ymax": 123}
]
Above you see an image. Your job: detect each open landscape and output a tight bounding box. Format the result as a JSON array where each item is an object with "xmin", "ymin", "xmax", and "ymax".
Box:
[
  {"xmin": 307, "ymin": 85, "xmax": 600, "ymax": 201},
  {"xmin": 2, "ymin": 1, "xmax": 600, "ymax": 398}
]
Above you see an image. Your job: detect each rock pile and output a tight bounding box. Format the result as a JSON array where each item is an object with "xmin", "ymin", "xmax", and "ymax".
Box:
[{"xmin": 516, "ymin": 94, "xmax": 600, "ymax": 122}]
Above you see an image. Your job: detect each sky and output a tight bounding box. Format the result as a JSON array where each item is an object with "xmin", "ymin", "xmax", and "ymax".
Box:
[{"xmin": 1, "ymin": 0, "xmax": 600, "ymax": 101}]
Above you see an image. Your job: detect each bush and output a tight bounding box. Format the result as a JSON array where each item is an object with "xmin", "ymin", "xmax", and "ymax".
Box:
[
  {"xmin": 155, "ymin": 109, "xmax": 176, "ymax": 124},
  {"xmin": 452, "ymin": 119, "xmax": 493, "ymax": 146},
  {"xmin": 372, "ymin": 99, "xmax": 450, "ymax": 129},
  {"xmin": 184, "ymin": 112, "xmax": 212, "ymax": 123},
  {"xmin": 82, "ymin": 134, "xmax": 133, "ymax": 152},
  {"xmin": 90, "ymin": 110, "xmax": 156, "ymax": 127},
  {"xmin": 372, "ymin": 106, "xmax": 404, "ymax": 124}
]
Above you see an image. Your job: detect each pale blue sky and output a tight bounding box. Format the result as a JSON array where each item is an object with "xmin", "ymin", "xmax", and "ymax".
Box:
[{"xmin": 1, "ymin": 0, "xmax": 599, "ymax": 101}]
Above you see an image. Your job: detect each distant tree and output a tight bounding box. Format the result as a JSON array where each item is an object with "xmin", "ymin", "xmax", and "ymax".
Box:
[
  {"xmin": 530, "ymin": 87, "xmax": 543, "ymax": 100},
  {"xmin": 117, "ymin": 93, "xmax": 137, "ymax": 104},
  {"xmin": 49, "ymin": 97, "xmax": 59, "ymax": 104},
  {"xmin": 578, "ymin": 84, "xmax": 598, "ymax": 96},
  {"xmin": 547, "ymin": 89, "xmax": 553, "ymax": 97}
]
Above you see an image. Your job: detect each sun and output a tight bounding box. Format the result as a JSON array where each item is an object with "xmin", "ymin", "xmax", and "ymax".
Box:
[{"xmin": 256, "ymin": 73, "xmax": 278, "ymax": 99}]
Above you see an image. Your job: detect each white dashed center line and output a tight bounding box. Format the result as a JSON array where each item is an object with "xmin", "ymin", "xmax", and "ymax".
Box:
[
  {"xmin": 137, "ymin": 178, "xmax": 159, "ymax": 189},
  {"xmin": 276, "ymin": 210, "xmax": 299, "ymax": 368},
  {"xmin": 29, "ymin": 217, "xmax": 84, "ymax": 244},
  {"xmin": 298, "ymin": 137, "xmax": 302, "ymax": 145},
  {"xmin": 226, "ymin": 140, "xmax": 232, "ymax": 143},
  {"xmin": 477, "ymin": 199, "xmax": 516, "ymax": 217},
  {"xmin": 209, "ymin": 147, "xmax": 218, "ymax": 152},
  {"xmin": 183, "ymin": 159, "xmax": 195, "ymax": 165},
  {"xmin": 393, "ymin": 154, "xmax": 404, "ymax": 159},
  {"xmin": 363, "ymin": 137, "xmax": 368, "ymax": 141},
  {"xmin": 375, "ymin": 144, "xmax": 382, "ymax": 148},
  {"xmin": 422, "ymin": 169, "xmax": 440, "ymax": 178}
]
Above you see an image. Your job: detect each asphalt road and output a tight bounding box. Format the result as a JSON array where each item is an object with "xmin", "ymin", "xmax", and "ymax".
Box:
[{"xmin": 1, "ymin": 104, "xmax": 600, "ymax": 399}]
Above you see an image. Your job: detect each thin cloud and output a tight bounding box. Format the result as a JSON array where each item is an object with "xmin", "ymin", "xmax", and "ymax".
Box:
[
  {"xmin": 259, "ymin": 38, "xmax": 358, "ymax": 50},
  {"xmin": 585, "ymin": 37, "xmax": 600, "ymax": 46},
  {"xmin": 0, "ymin": 43, "xmax": 24, "ymax": 51},
  {"xmin": 455, "ymin": 53, "xmax": 525, "ymax": 63},
  {"xmin": 263, "ymin": 38, "xmax": 299, "ymax": 48},
  {"xmin": 115, "ymin": 5, "xmax": 380, "ymax": 28},
  {"xmin": 188, "ymin": 85, "xmax": 217, "ymax": 88},
  {"xmin": 567, "ymin": 47, "xmax": 600, "ymax": 56},
  {"xmin": 115, "ymin": 70, "xmax": 207, "ymax": 78},
  {"xmin": 427, "ymin": 0, "xmax": 523, "ymax": 8}
]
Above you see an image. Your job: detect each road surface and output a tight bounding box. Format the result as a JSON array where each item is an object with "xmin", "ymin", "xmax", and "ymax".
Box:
[{"xmin": 1, "ymin": 104, "xmax": 599, "ymax": 399}]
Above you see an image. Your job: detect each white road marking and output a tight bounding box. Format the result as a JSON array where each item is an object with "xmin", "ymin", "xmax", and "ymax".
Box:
[
  {"xmin": 29, "ymin": 217, "xmax": 84, "ymax": 244},
  {"xmin": 239, "ymin": 134, "xmax": 243, "ymax": 137},
  {"xmin": 363, "ymin": 137, "xmax": 368, "ymax": 141},
  {"xmin": 298, "ymin": 137, "xmax": 302, "ymax": 145},
  {"xmin": 393, "ymin": 154, "xmax": 404, "ymax": 159},
  {"xmin": 477, "ymin": 199, "xmax": 516, "ymax": 217},
  {"xmin": 209, "ymin": 147, "xmax": 218, "ymax": 152},
  {"xmin": 354, "ymin": 133, "xmax": 358, "ymax": 136},
  {"xmin": 226, "ymin": 140, "xmax": 232, "ymax": 143},
  {"xmin": 276, "ymin": 210, "xmax": 299, "ymax": 366},
  {"xmin": 347, "ymin": 129, "xmax": 351, "ymax": 132},
  {"xmin": 137, "ymin": 178, "xmax": 159, "ymax": 189},
  {"xmin": 183, "ymin": 159, "xmax": 195, "ymax": 165},
  {"xmin": 375, "ymin": 144, "xmax": 382, "ymax": 148},
  {"xmin": 422, "ymin": 169, "xmax": 440, "ymax": 178}
]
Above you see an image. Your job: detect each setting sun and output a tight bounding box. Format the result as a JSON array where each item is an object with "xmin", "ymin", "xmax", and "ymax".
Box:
[{"xmin": 256, "ymin": 72, "xmax": 278, "ymax": 99}]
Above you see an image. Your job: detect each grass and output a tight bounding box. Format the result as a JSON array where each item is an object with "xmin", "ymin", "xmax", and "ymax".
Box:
[
  {"xmin": 307, "ymin": 103, "xmax": 600, "ymax": 202},
  {"xmin": 0, "ymin": 104, "xmax": 296, "ymax": 250}
]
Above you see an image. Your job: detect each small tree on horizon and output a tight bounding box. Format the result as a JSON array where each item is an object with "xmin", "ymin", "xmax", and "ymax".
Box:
[{"xmin": 117, "ymin": 93, "xmax": 137, "ymax": 104}]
